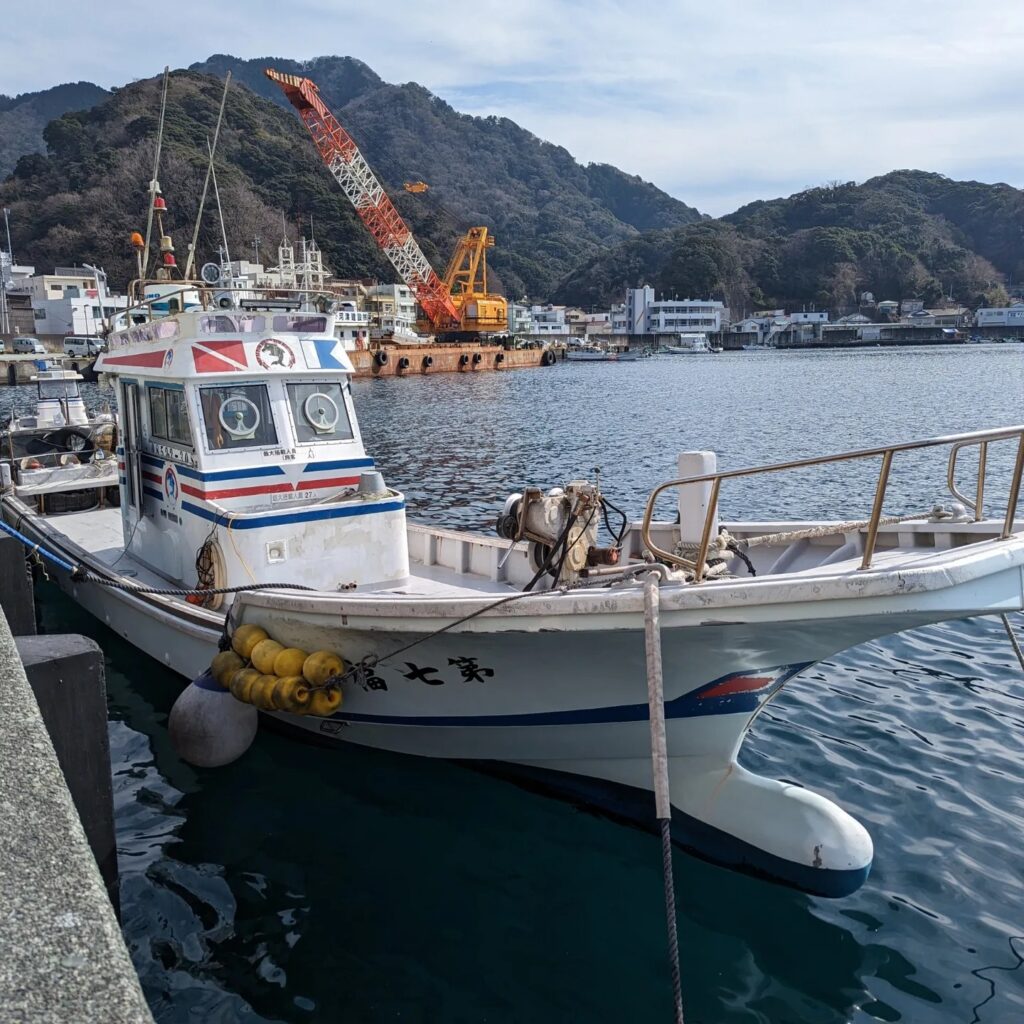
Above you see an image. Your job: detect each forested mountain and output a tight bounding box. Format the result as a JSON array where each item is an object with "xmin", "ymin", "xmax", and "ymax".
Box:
[
  {"xmin": 553, "ymin": 172, "xmax": 1024, "ymax": 313},
  {"xmin": 0, "ymin": 56, "xmax": 703, "ymax": 298},
  {"xmin": 3, "ymin": 58, "xmax": 1021, "ymax": 312},
  {"xmin": 0, "ymin": 82, "xmax": 110, "ymax": 179}
]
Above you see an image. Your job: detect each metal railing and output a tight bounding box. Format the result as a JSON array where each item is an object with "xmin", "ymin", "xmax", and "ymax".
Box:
[{"xmin": 641, "ymin": 426, "xmax": 1024, "ymax": 581}]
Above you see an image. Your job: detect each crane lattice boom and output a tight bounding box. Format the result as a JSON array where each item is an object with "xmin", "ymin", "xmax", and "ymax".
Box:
[{"xmin": 265, "ymin": 68, "xmax": 459, "ymax": 328}]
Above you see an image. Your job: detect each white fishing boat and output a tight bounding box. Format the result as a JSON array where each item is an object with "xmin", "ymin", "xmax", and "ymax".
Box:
[
  {"xmin": 3, "ymin": 265, "xmax": 1023, "ymax": 900},
  {"xmin": 661, "ymin": 332, "xmax": 711, "ymax": 354},
  {"xmin": 5, "ymin": 69, "xmax": 1024, "ymax": 904}
]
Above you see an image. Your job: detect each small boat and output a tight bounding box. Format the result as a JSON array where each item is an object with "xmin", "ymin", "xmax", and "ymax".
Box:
[
  {"xmin": 616, "ymin": 348, "xmax": 652, "ymax": 361},
  {"xmin": 1, "ymin": 370, "xmax": 118, "ymax": 514},
  {"xmin": 566, "ymin": 345, "xmax": 619, "ymax": 361},
  {"xmin": 661, "ymin": 333, "xmax": 711, "ymax": 354},
  {"xmin": 2, "ymin": 368, "xmax": 115, "ymax": 462}
]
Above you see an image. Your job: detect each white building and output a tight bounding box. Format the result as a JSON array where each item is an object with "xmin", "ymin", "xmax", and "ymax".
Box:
[
  {"xmin": 789, "ymin": 310, "xmax": 828, "ymax": 324},
  {"xmin": 509, "ymin": 303, "xmax": 535, "ymax": 334},
  {"xmin": 528, "ymin": 304, "xmax": 570, "ymax": 336},
  {"xmin": 366, "ymin": 284, "xmax": 418, "ymax": 339},
  {"xmin": 614, "ymin": 287, "xmax": 728, "ymax": 334},
  {"xmin": 24, "ymin": 266, "xmax": 127, "ymax": 335},
  {"xmin": 975, "ymin": 303, "xmax": 1024, "ymax": 328}
]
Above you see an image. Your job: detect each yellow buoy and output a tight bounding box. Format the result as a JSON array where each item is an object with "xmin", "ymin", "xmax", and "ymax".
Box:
[
  {"xmin": 211, "ymin": 650, "xmax": 245, "ymax": 688},
  {"xmin": 272, "ymin": 676, "xmax": 312, "ymax": 714},
  {"xmin": 250, "ymin": 674, "xmax": 280, "ymax": 711},
  {"xmin": 273, "ymin": 647, "xmax": 309, "ymax": 678},
  {"xmin": 251, "ymin": 638, "xmax": 286, "ymax": 675},
  {"xmin": 303, "ymin": 650, "xmax": 345, "ymax": 686},
  {"xmin": 231, "ymin": 624, "xmax": 270, "ymax": 660},
  {"xmin": 229, "ymin": 667, "xmax": 261, "ymax": 704},
  {"xmin": 308, "ymin": 687, "xmax": 343, "ymax": 717}
]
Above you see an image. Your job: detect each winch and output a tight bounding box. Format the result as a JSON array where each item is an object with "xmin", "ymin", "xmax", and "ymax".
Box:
[{"xmin": 496, "ymin": 478, "xmax": 621, "ymax": 587}]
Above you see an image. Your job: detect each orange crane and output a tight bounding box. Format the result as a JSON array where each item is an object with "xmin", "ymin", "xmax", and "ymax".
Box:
[{"xmin": 266, "ymin": 68, "xmax": 508, "ymax": 335}]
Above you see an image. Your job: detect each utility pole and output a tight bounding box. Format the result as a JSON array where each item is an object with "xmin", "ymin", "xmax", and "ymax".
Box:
[
  {"xmin": 2, "ymin": 208, "xmax": 12, "ymax": 266},
  {"xmin": 253, "ymin": 236, "xmax": 261, "ymax": 265}
]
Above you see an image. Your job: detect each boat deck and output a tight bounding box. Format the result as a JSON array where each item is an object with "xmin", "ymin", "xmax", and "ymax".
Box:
[{"xmin": 35, "ymin": 505, "xmax": 1015, "ymax": 602}]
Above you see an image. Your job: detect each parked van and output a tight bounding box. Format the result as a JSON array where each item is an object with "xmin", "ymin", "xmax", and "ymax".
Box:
[
  {"xmin": 63, "ymin": 336, "xmax": 105, "ymax": 357},
  {"xmin": 12, "ymin": 336, "xmax": 46, "ymax": 354}
]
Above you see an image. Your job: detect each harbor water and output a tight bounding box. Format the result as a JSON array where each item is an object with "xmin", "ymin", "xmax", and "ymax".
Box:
[{"xmin": 16, "ymin": 344, "xmax": 1024, "ymax": 1022}]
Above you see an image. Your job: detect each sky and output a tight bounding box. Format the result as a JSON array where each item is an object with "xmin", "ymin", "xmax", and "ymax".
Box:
[{"xmin": 4, "ymin": 0, "xmax": 1024, "ymax": 216}]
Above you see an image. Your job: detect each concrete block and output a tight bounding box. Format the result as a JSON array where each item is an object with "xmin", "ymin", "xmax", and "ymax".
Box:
[
  {"xmin": 15, "ymin": 634, "xmax": 117, "ymax": 910},
  {"xmin": 0, "ymin": 533, "xmax": 35, "ymax": 635}
]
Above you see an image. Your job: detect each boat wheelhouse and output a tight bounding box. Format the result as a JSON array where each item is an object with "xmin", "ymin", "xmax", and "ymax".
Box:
[{"xmin": 97, "ymin": 304, "xmax": 408, "ymax": 594}]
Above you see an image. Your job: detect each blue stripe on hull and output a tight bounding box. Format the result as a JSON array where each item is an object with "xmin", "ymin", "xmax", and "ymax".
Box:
[
  {"xmin": 177, "ymin": 464, "xmax": 286, "ymax": 481},
  {"xmin": 302, "ymin": 458, "xmax": 375, "ymax": 473},
  {"xmin": 328, "ymin": 664, "xmax": 811, "ymax": 728},
  {"xmin": 477, "ymin": 761, "xmax": 870, "ymax": 898},
  {"xmin": 180, "ymin": 498, "xmax": 405, "ymax": 529}
]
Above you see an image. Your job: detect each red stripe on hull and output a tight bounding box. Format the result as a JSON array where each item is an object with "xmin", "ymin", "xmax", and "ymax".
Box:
[
  {"xmin": 180, "ymin": 476, "xmax": 359, "ymax": 502},
  {"xmin": 698, "ymin": 675, "xmax": 772, "ymax": 700},
  {"xmin": 180, "ymin": 482, "xmax": 294, "ymax": 500}
]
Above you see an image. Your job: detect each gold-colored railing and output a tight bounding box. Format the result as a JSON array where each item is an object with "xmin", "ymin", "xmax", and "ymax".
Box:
[{"xmin": 641, "ymin": 426, "xmax": 1024, "ymax": 582}]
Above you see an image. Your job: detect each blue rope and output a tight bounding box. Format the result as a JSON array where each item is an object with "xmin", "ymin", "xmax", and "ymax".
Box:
[{"xmin": 0, "ymin": 517, "xmax": 77, "ymax": 572}]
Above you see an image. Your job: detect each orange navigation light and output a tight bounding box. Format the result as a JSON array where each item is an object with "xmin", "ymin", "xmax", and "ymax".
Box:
[{"xmin": 130, "ymin": 231, "xmax": 145, "ymax": 249}]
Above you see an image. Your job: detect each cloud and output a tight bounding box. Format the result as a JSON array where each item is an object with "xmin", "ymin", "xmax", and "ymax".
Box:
[{"xmin": 5, "ymin": 0, "xmax": 1024, "ymax": 215}]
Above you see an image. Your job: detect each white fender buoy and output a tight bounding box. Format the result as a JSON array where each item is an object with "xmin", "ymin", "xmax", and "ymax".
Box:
[{"xmin": 168, "ymin": 669, "xmax": 258, "ymax": 767}]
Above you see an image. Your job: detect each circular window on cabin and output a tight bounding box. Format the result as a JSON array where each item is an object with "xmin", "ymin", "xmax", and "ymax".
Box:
[
  {"xmin": 302, "ymin": 392, "xmax": 340, "ymax": 434},
  {"xmin": 218, "ymin": 394, "xmax": 262, "ymax": 439}
]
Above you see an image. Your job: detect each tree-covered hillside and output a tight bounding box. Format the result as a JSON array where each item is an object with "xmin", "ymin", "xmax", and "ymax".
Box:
[
  {"xmin": 0, "ymin": 82, "xmax": 110, "ymax": 179},
  {"xmin": 0, "ymin": 56, "xmax": 703, "ymax": 298},
  {"xmin": 554, "ymin": 172, "xmax": 1022, "ymax": 313}
]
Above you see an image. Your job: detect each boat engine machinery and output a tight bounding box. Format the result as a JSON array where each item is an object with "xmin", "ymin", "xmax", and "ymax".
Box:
[{"xmin": 496, "ymin": 479, "xmax": 621, "ymax": 587}]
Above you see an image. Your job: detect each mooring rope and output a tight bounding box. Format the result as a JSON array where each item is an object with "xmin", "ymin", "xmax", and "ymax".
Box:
[
  {"xmin": 643, "ymin": 570, "xmax": 685, "ymax": 1024},
  {"xmin": 1001, "ymin": 613, "xmax": 1024, "ymax": 675}
]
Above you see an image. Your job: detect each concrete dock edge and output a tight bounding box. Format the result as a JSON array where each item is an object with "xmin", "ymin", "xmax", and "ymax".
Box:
[{"xmin": 0, "ymin": 610, "xmax": 154, "ymax": 1023}]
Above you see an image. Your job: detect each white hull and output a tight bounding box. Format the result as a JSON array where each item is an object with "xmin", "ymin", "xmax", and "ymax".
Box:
[{"xmin": 9, "ymin": 498, "xmax": 1024, "ymax": 898}]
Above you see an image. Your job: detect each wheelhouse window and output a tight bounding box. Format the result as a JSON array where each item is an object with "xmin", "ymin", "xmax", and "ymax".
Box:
[
  {"xmin": 199, "ymin": 384, "xmax": 278, "ymax": 451},
  {"xmin": 199, "ymin": 314, "xmax": 266, "ymax": 334},
  {"xmin": 286, "ymin": 382, "xmax": 354, "ymax": 444},
  {"xmin": 273, "ymin": 315, "xmax": 327, "ymax": 333},
  {"xmin": 38, "ymin": 380, "xmax": 81, "ymax": 401},
  {"xmin": 147, "ymin": 385, "xmax": 192, "ymax": 446}
]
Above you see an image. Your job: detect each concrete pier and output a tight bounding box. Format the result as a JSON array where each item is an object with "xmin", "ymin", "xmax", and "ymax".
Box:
[
  {"xmin": 0, "ymin": 530, "xmax": 154, "ymax": 1022},
  {"xmin": 0, "ymin": 610, "xmax": 154, "ymax": 1022}
]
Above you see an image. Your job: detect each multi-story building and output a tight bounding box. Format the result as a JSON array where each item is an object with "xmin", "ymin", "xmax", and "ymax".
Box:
[
  {"xmin": 528, "ymin": 304, "xmax": 570, "ymax": 337},
  {"xmin": 366, "ymin": 284, "xmax": 418, "ymax": 340},
  {"xmin": 509, "ymin": 303, "xmax": 535, "ymax": 335},
  {"xmin": 614, "ymin": 287, "xmax": 728, "ymax": 334},
  {"xmin": 789, "ymin": 310, "xmax": 829, "ymax": 324},
  {"xmin": 21, "ymin": 266, "xmax": 127, "ymax": 336}
]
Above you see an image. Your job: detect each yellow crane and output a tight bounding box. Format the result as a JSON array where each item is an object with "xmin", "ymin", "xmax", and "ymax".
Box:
[{"xmin": 437, "ymin": 226, "xmax": 508, "ymax": 334}]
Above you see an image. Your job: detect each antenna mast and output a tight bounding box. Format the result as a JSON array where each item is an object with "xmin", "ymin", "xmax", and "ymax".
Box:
[
  {"xmin": 184, "ymin": 72, "xmax": 232, "ymax": 280},
  {"xmin": 142, "ymin": 67, "xmax": 170, "ymax": 279}
]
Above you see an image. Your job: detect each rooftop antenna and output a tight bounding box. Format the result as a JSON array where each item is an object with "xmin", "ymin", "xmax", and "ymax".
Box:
[
  {"xmin": 184, "ymin": 72, "xmax": 232, "ymax": 280},
  {"xmin": 142, "ymin": 66, "xmax": 170, "ymax": 279}
]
